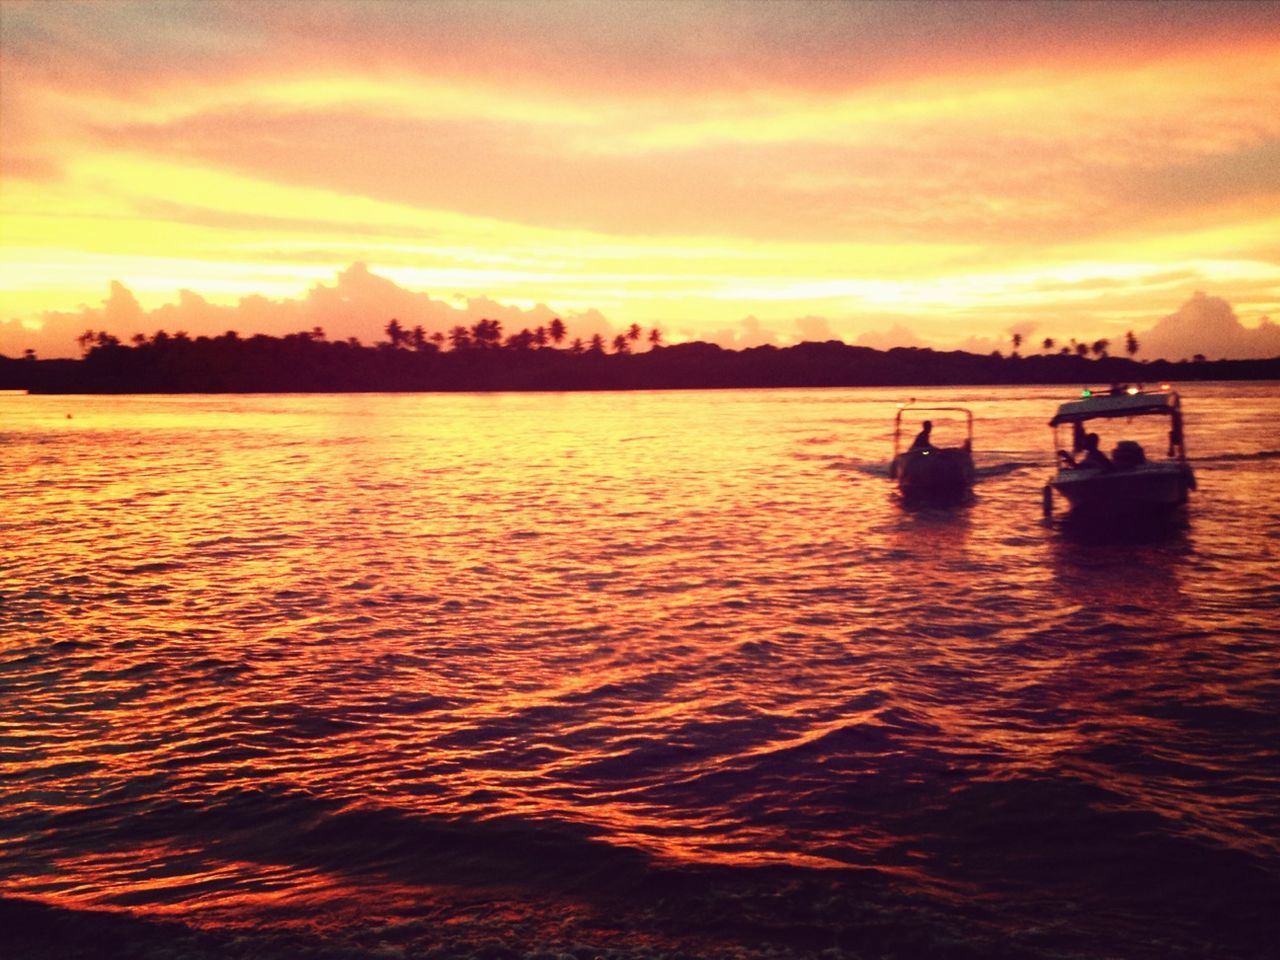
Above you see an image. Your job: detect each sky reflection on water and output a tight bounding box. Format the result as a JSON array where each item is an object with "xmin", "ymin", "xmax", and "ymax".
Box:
[{"xmin": 2, "ymin": 383, "xmax": 1278, "ymax": 959}]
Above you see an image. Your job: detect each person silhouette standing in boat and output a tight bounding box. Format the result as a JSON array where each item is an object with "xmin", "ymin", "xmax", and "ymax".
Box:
[{"xmin": 910, "ymin": 420, "xmax": 933, "ymax": 450}]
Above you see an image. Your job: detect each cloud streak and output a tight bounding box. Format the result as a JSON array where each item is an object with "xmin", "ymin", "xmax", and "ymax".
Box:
[{"xmin": 9, "ymin": 1, "xmax": 1278, "ymax": 96}]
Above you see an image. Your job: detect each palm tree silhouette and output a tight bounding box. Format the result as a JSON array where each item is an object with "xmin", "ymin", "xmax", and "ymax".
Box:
[
  {"xmin": 627, "ymin": 323, "xmax": 642, "ymax": 345},
  {"xmin": 612, "ymin": 333, "xmax": 630, "ymax": 354},
  {"xmin": 1091, "ymin": 339, "xmax": 1109, "ymax": 359},
  {"xmin": 1042, "ymin": 337, "xmax": 1055, "ymax": 353},
  {"xmin": 1010, "ymin": 332, "xmax": 1023, "ymax": 356},
  {"xmin": 505, "ymin": 328, "xmax": 534, "ymax": 351},
  {"xmin": 649, "ymin": 327, "xmax": 663, "ymax": 347},
  {"xmin": 448, "ymin": 325, "xmax": 472, "ymax": 350},
  {"xmin": 385, "ymin": 318, "xmax": 406, "ymax": 349},
  {"xmin": 588, "ymin": 334, "xmax": 606, "ymax": 354},
  {"xmin": 549, "ymin": 318, "xmax": 567, "ymax": 346},
  {"xmin": 1125, "ymin": 330, "xmax": 1139, "ymax": 358},
  {"xmin": 470, "ymin": 318, "xmax": 502, "ymax": 349}
]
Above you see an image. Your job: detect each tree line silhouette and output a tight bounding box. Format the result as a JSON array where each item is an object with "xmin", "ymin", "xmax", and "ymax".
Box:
[
  {"xmin": 3, "ymin": 316, "xmax": 1276, "ymax": 393},
  {"xmin": 1007, "ymin": 330, "xmax": 1169, "ymax": 361}
]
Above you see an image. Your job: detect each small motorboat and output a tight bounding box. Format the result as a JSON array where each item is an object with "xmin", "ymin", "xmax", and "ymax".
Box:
[
  {"xmin": 890, "ymin": 405, "xmax": 975, "ymax": 504},
  {"xmin": 1044, "ymin": 384, "xmax": 1195, "ymax": 518}
]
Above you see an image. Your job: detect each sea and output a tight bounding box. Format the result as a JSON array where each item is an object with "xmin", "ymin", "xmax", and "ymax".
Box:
[{"xmin": 2, "ymin": 383, "xmax": 1278, "ymax": 960}]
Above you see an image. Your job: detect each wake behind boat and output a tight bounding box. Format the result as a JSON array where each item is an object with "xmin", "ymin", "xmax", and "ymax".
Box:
[
  {"xmin": 890, "ymin": 405, "xmax": 975, "ymax": 505},
  {"xmin": 1044, "ymin": 384, "xmax": 1196, "ymax": 518}
]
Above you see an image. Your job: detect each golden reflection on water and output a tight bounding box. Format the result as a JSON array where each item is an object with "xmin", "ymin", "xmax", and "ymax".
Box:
[{"xmin": 2, "ymin": 385, "xmax": 1278, "ymax": 937}]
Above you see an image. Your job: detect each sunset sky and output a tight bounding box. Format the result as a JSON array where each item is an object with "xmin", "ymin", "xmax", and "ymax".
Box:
[{"xmin": 2, "ymin": 0, "xmax": 1279, "ymax": 359}]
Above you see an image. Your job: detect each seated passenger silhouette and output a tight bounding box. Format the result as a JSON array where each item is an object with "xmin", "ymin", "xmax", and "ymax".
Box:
[
  {"xmin": 1059, "ymin": 432, "xmax": 1111, "ymax": 470},
  {"xmin": 910, "ymin": 420, "xmax": 933, "ymax": 450},
  {"xmin": 1111, "ymin": 440, "xmax": 1145, "ymax": 469}
]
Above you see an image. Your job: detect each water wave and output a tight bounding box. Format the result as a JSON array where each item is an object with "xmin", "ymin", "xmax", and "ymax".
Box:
[{"xmin": 3, "ymin": 385, "xmax": 1278, "ymax": 959}]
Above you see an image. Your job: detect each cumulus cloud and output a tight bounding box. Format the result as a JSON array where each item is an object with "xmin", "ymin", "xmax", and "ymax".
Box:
[
  {"xmin": 950, "ymin": 335, "xmax": 1004, "ymax": 356},
  {"xmin": 0, "ymin": 263, "xmax": 618, "ymax": 359},
  {"xmin": 705, "ymin": 315, "xmax": 781, "ymax": 350},
  {"xmin": 1006, "ymin": 319, "xmax": 1038, "ymax": 340},
  {"xmin": 672, "ymin": 312, "xmax": 856, "ymax": 349},
  {"xmin": 7, "ymin": 273, "xmax": 1276, "ymax": 366},
  {"xmin": 1136, "ymin": 291, "xmax": 1280, "ymax": 360},
  {"xmin": 795, "ymin": 315, "xmax": 836, "ymax": 343},
  {"xmin": 855, "ymin": 323, "xmax": 926, "ymax": 350}
]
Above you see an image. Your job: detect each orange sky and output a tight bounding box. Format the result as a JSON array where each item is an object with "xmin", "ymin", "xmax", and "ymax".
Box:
[{"xmin": 2, "ymin": 0, "xmax": 1279, "ymax": 359}]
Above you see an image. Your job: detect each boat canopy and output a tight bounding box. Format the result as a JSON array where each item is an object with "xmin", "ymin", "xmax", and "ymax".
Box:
[{"xmin": 1049, "ymin": 390, "xmax": 1180, "ymax": 426}]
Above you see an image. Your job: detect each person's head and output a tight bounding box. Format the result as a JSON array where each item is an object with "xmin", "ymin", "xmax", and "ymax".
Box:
[
  {"xmin": 922, "ymin": 420, "xmax": 932, "ymax": 432},
  {"xmin": 1085, "ymin": 432, "xmax": 1099, "ymax": 451}
]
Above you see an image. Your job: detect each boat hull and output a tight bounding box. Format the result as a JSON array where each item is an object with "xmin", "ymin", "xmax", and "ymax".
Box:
[
  {"xmin": 1050, "ymin": 462, "xmax": 1195, "ymax": 515},
  {"xmin": 893, "ymin": 447, "xmax": 975, "ymax": 504}
]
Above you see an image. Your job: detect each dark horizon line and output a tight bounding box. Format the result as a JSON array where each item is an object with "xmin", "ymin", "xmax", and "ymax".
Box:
[{"xmin": 3, "ymin": 334, "xmax": 1278, "ymax": 396}]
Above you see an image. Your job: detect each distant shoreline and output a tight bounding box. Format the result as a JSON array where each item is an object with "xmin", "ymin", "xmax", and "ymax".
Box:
[{"xmin": 4, "ymin": 338, "xmax": 1278, "ymax": 395}]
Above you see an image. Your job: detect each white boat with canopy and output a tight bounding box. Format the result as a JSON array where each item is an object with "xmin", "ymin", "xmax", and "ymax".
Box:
[{"xmin": 1044, "ymin": 385, "xmax": 1195, "ymax": 517}]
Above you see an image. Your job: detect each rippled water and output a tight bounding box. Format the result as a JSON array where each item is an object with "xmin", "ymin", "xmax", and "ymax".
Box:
[{"xmin": 3, "ymin": 384, "xmax": 1278, "ymax": 959}]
